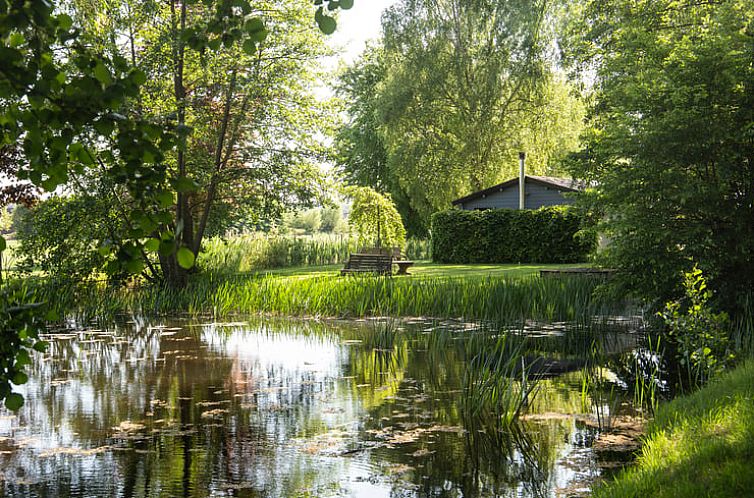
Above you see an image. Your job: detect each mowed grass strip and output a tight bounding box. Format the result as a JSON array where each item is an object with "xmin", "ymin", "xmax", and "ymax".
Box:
[
  {"xmin": 595, "ymin": 360, "xmax": 754, "ymax": 498},
  {"xmin": 250, "ymin": 262, "xmax": 586, "ymax": 280}
]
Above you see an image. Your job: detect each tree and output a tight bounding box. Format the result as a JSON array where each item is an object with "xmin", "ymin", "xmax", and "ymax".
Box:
[
  {"xmin": 561, "ymin": 0, "xmax": 754, "ymax": 310},
  {"xmin": 347, "ymin": 186, "xmax": 406, "ymax": 250},
  {"xmin": 319, "ymin": 206, "xmax": 344, "ymax": 233},
  {"xmin": 15, "ymin": 195, "xmax": 122, "ymax": 283},
  {"xmin": 335, "ymin": 0, "xmax": 585, "ymax": 233},
  {"xmin": 0, "ymin": 0, "xmax": 353, "ymax": 408}
]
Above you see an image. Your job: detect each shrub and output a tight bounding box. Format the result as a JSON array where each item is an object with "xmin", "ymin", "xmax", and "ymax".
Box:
[
  {"xmin": 430, "ymin": 206, "xmax": 595, "ymax": 264},
  {"xmin": 659, "ymin": 266, "xmax": 734, "ymax": 388}
]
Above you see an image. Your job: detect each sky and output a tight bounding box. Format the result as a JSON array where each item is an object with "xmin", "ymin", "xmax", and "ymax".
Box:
[{"xmin": 326, "ymin": 0, "xmax": 399, "ymax": 65}]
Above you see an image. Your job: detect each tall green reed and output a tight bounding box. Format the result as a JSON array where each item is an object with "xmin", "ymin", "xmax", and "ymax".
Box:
[
  {"xmin": 198, "ymin": 234, "xmax": 432, "ymax": 274},
  {"xmin": 461, "ymin": 332, "xmax": 540, "ymax": 428},
  {"xmin": 55, "ymin": 273, "xmax": 630, "ymax": 324}
]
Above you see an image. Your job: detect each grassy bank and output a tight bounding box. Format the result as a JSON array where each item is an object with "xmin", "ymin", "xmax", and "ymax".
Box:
[
  {"xmin": 595, "ymin": 361, "xmax": 754, "ymax": 498},
  {"xmin": 52, "ymin": 269, "xmax": 622, "ymax": 322}
]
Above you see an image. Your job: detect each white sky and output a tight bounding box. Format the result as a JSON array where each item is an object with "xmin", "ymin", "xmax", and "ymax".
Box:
[{"xmin": 326, "ymin": 0, "xmax": 399, "ymax": 65}]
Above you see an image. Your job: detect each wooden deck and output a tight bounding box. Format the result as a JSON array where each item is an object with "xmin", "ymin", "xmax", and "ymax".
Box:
[{"xmin": 539, "ymin": 268, "xmax": 616, "ymax": 278}]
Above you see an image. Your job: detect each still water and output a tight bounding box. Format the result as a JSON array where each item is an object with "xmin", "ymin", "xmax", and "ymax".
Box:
[{"xmin": 0, "ymin": 317, "xmax": 644, "ymax": 497}]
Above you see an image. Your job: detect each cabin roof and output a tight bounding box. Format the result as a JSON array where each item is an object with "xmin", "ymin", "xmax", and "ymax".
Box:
[{"xmin": 451, "ymin": 175, "xmax": 582, "ymax": 206}]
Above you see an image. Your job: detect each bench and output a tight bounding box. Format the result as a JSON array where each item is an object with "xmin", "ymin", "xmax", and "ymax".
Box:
[
  {"xmin": 393, "ymin": 260, "xmax": 414, "ymax": 275},
  {"xmin": 340, "ymin": 253, "xmax": 393, "ymax": 276}
]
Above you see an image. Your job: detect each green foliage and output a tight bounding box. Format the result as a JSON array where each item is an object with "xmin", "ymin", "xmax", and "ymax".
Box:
[
  {"xmin": 286, "ymin": 209, "xmax": 322, "ymax": 234},
  {"xmin": 561, "ymin": 0, "xmax": 754, "ymax": 311},
  {"xmin": 319, "ymin": 207, "xmax": 345, "ymax": 233},
  {"xmin": 431, "ymin": 207, "xmax": 595, "ymax": 264},
  {"xmin": 0, "ymin": 282, "xmax": 48, "ymax": 411},
  {"xmin": 15, "ymin": 196, "xmax": 122, "ymax": 282},
  {"xmin": 659, "ymin": 267, "xmax": 733, "ymax": 388},
  {"xmin": 347, "ymin": 186, "xmax": 406, "ymax": 250},
  {"xmin": 0, "ymin": 0, "xmax": 350, "ymax": 284},
  {"xmin": 335, "ymin": 1, "xmax": 585, "ymax": 232}
]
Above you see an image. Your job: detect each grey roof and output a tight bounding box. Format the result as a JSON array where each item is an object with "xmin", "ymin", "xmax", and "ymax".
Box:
[{"xmin": 451, "ymin": 175, "xmax": 583, "ymax": 206}]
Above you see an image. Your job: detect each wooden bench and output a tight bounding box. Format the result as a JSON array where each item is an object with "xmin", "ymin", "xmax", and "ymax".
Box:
[
  {"xmin": 393, "ymin": 260, "xmax": 414, "ymax": 275},
  {"xmin": 340, "ymin": 253, "xmax": 393, "ymax": 276}
]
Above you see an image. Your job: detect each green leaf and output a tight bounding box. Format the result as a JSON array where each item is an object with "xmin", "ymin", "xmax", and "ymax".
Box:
[
  {"xmin": 156, "ymin": 191, "xmax": 174, "ymax": 208},
  {"xmin": 9, "ymin": 33, "xmax": 25, "ymax": 48},
  {"xmin": 4, "ymin": 393, "xmax": 23, "ymax": 411},
  {"xmin": 125, "ymin": 258, "xmax": 145, "ymax": 274},
  {"xmin": 11, "ymin": 372, "xmax": 28, "ymax": 386},
  {"xmin": 340, "ymin": 0, "xmax": 354, "ymax": 9},
  {"xmin": 242, "ymin": 38, "xmax": 257, "ymax": 55},
  {"xmin": 93, "ymin": 62, "xmax": 112, "ymax": 85},
  {"xmin": 250, "ymin": 28, "xmax": 268, "ymax": 43},
  {"xmin": 130, "ymin": 69, "xmax": 147, "ymax": 86},
  {"xmin": 144, "ymin": 238, "xmax": 160, "ymax": 253},
  {"xmin": 172, "ymin": 176, "xmax": 199, "ymax": 193},
  {"xmin": 56, "ymin": 13, "xmax": 73, "ymax": 31},
  {"xmin": 176, "ymin": 247, "xmax": 195, "ymax": 269},
  {"xmin": 0, "ymin": 236, "xmax": 6, "ymax": 253},
  {"xmin": 16, "ymin": 349, "xmax": 31, "ymax": 367},
  {"xmin": 246, "ymin": 17, "xmax": 264, "ymax": 33},
  {"xmin": 316, "ymin": 14, "xmax": 337, "ymax": 35},
  {"xmin": 33, "ymin": 341, "xmax": 49, "ymax": 353}
]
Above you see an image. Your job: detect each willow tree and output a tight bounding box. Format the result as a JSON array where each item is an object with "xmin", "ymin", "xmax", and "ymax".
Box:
[
  {"xmin": 336, "ymin": 0, "xmax": 585, "ymax": 232},
  {"xmin": 347, "ymin": 186, "xmax": 406, "ymax": 250}
]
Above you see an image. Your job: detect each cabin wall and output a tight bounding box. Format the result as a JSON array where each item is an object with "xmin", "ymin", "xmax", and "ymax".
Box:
[{"xmin": 457, "ymin": 181, "xmax": 574, "ymax": 210}]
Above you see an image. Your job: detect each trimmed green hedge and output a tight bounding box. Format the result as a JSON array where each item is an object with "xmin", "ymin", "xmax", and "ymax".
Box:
[{"xmin": 430, "ymin": 206, "xmax": 595, "ymax": 264}]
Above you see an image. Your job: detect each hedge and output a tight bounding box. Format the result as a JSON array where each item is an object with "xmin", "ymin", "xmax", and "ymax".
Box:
[{"xmin": 430, "ymin": 206, "xmax": 596, "ymax": 264}]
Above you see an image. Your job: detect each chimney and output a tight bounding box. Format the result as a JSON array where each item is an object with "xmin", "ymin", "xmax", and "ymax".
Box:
[{"xmin": 519, "ymin": 151, "xmax": 526, "ymax": 210}]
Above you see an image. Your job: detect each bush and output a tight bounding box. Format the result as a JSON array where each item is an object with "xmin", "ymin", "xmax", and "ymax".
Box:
[
  {"xmin": 430, "ymin": 206, "xmax": 595, "ymax": 264},
  {"xmin": 16, "ymin": 195, "xmax": 121, "ymax": 281}
]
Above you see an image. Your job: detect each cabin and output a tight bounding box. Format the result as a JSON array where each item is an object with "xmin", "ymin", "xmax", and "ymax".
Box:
[{"xmin": 452, "ymin": 175, "xmax": 582, "ymax": 211}]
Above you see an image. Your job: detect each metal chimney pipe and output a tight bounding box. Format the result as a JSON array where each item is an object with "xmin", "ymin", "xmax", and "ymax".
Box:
[{"xmin": 519, "ymin": 151, "xmax": 526, "ymax": 210}]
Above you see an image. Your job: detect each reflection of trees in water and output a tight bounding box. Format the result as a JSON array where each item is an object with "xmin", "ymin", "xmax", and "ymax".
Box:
[
  {"xmin": 351, "ymin": 320, "xmax": 627, "ymax": 497},
  {"xmin": 2, "ymin": 317, "xmax": 635, "ymax": 497},
  {"xmin": 3, "ymin": 319, "xmax": 366, "ymax": 497}
]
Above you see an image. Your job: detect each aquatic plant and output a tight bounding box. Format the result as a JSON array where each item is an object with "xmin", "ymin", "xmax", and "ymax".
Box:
[
  {"xmin": 461, "ymin": 333, "xmax": 540, "ymax": 428},
  {"xmin": 48, "ymin": 272, "xmax": 631, "ymax": 325}
]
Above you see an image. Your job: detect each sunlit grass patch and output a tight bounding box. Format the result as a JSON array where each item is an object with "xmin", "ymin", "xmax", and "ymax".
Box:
[{"xmin": 594, "ymin": 361, "xmax": 754, "ymax": 498}]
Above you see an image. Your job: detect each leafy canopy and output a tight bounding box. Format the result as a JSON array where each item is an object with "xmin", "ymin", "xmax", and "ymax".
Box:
[
  {"xmin": 561, "ymin": 0, "xmax": 754, "ymax": 311},
  {"xmin": 335, "ymin": 0, "xmax": 585, "ymax": 233}
]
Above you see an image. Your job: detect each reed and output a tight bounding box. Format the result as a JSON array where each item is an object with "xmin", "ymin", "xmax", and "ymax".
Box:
[
  {"xmin": 461, "ymin": 332, "xmax": 540, "ymax": 428},
  {"xmin": 51, "ymin": 272, "xmax": 630, "ymax": 324},
  {"xmin": 198, "ymin": 234, "xmax": 431, "ymax": 274}
]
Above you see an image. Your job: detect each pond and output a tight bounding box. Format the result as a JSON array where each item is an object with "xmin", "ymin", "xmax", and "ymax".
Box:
[{"xmin": 0, "ymin": 316, "xmax": 652, "ymax": 497}]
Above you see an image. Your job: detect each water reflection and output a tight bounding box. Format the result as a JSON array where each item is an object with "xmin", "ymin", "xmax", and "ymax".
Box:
[{"xmin": 0, "ymin": 317, "xmax": 643, "ymax": 497}]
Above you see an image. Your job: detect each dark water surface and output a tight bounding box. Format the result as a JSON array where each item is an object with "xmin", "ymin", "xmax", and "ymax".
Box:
[{"xmin": 0, "ymin": 317, "xmax": 645, "ymax": 497}]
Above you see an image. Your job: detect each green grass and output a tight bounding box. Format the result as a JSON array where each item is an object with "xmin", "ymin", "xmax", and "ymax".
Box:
[
  {"xmin": 246, "ymin": 261, "xmax": 585, "ymax": 279},
  {"xmin": 595, "ymin": 361, "xmax": 754, "ymax": 498}
]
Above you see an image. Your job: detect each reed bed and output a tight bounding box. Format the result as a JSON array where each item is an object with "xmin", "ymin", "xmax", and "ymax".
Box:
[
  {"xmin": 49, "ymin": 272, "xmax": 630, "ymax": 326},
  {"xmin": 198, "ymin": 234, "xmax": 431, "ymax": 274}
]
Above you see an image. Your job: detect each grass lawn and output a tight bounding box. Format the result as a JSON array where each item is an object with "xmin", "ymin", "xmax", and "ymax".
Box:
[
  {"xmin": 251, "ymin": 261, "xmax": 588, "ymax": 280},
  {"xmin": 595, "ymin": 360, "xmax": 754, "ymax": 498}
]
